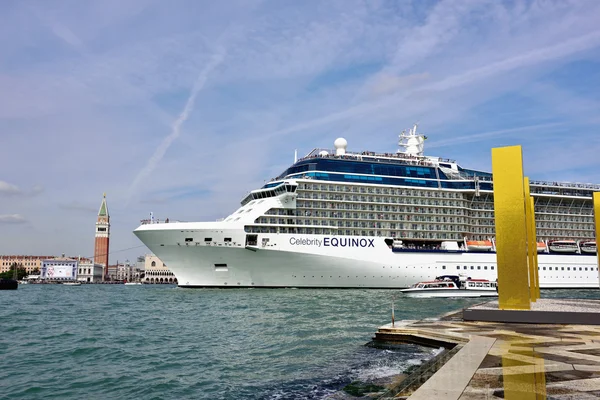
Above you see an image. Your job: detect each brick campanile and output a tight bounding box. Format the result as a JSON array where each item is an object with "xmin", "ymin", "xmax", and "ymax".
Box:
[{"xmin": 94, "ymin": 193, "xmax": 110, "ymax": 280}]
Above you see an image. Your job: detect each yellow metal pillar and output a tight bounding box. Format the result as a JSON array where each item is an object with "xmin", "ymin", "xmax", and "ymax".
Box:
[
  {"xmin": 594, "ymin": 192, "xmax": 600, "ymax": 288},
  {"xmin": 492, "ymin": 146, "xmax": 530, "ymax": 310},
  {"xmin": 524, "ymin": 177, "xmax": 539, "ymax": 302},
  {"xmin": 531, "ymin": 197, "xmax": 541, "ymax": 300}
]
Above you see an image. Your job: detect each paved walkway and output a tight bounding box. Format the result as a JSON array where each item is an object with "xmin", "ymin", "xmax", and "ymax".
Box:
[{"xmin": 376, "ymin": 306, "xmax": 600, "ymax": 399}]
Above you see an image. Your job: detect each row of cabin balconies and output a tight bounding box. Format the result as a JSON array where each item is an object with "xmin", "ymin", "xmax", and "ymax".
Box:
[
  {"xmin": 297, "ymin": 200, "xmax": 466, "ymax": 214},
  {"xmin": 298, "ymin": 185, "xmax": 464, "ymax": 198}
]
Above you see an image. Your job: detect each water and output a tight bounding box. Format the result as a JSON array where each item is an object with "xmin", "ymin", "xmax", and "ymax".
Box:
[{"xmin": 1, "ymin": 286, "xmax": 598, "ymax": 399}]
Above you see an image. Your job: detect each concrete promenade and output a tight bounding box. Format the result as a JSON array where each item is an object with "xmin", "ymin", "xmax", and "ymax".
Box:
[{"xmin": 374, "ymin": 299, "xmax": 600, "ymax": 399}]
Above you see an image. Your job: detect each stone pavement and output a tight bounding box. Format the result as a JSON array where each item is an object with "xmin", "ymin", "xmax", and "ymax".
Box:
[{"xmin": 375, "ymin": 303, "xmax": 600, "ymax": 399}]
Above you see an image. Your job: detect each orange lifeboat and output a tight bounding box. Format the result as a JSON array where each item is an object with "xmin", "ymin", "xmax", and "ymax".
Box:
[
  {"xmin": 466, "ymin": 240, "xmax": 493, "ymax": 251},
  {"xmin": 537, "ymin": 241, "xmax": 547, "ymax": 253}
]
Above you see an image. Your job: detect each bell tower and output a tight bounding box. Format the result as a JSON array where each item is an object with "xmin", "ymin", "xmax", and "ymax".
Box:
[{"xmin": 94, "ymin": 193, "xmax": 110, "ymax": 279}]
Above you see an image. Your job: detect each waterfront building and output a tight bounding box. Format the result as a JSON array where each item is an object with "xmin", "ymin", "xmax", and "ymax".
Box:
[
  {"xmin": 115, "ymin": 261, "xmax": 143, "ymax": 282},
  {"xmin": 41, "ymin": 257, "xmax": 78, "ymax": 281},
  {"xmin": 77, "ymin": 257, "xmax": 104, "ymax": 283},
  {"xmin": 105, "ymin": 265, "xmax": 118, "ymax": 281},
  {"xmin": 94, "ymin": 193, "xmax": 110, "ymax": 279},
  {"xmin": 143, "ymin": 254, "xmax": 177, "ymax": 284},
  {"xmin": 0, "ymin": 255, "xmax": 51, "ymax": 274}
]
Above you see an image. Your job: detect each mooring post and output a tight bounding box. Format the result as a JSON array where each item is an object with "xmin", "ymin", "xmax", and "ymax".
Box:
[{"xmin": 391, "ymin": 295, "xmax": 395, "ymax": 327}]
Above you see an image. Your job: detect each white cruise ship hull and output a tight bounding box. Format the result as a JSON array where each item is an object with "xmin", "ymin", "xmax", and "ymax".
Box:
[{"xmin": 134, "ymin": 223, "xmax": 599, "ymax": 289}]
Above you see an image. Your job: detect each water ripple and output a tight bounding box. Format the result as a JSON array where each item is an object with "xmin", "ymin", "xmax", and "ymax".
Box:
[{"xmin": 1, "ymin": 286, "xmax": 595, "ymax": 399}]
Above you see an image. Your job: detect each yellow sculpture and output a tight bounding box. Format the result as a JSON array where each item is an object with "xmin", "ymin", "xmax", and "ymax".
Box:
[{"xmin": 492, "ymin": 146, "xmax": 530, "ymax": 310}]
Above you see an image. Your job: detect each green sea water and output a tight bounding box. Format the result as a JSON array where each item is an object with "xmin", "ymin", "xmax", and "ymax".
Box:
[{"xmin": 1, "ymin": 285, "xmax": 597, "ymax": 399}]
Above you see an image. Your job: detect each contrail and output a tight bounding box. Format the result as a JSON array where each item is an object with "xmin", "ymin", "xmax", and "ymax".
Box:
[{"xmin": 127, "ymin": 50, "xmax": 225, "ymax": 203}]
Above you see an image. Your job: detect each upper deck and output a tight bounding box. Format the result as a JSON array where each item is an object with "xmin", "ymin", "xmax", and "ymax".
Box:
[{"xmin": 265, "ymin": 125, "xmax": 599, "ymax": 199}]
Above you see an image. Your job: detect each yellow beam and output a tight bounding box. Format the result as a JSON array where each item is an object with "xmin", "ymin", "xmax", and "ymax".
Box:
[
  {"xmin": 492, "ymin": 146, "xmax": 530, "ymax": 310},
  {"xmin": 531, "ymin": 197, "xmax": 541, "ymax": 300},
  {"xmin": 594, "ymin": 192, "xmax": 600, "ymax": 288},
  {"xmin": 524, "ymin": 177, "xmax": 539, "ymax": 302}
]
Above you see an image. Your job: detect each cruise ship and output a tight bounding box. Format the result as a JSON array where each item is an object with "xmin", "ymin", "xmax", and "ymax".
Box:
[{"xmin": 134, "ymin": 125, "xmax": 599, "ymax": 289}]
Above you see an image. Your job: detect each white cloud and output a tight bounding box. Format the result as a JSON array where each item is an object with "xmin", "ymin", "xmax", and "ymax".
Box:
[
  {"xmin": 0, "ymin": 214, "xmax": 27, "ymax": 224},
  {"xmin": 0, "ymin": 181, "xmax": 22, "ymax": 195}
]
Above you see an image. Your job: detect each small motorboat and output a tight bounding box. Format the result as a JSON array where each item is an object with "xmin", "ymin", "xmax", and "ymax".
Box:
[
  {"xmin": 466, "ymin": 240, "xmax": 493, "ymax": 251},
  {"xmin": 124, "ymin": 282, "xmax": 143, "ymax": 285},
  {"xmin": 548, "ymin": 240, "xmax": 579, "ymax": 253},
  {"xmin": 400, "ymin": 275, "xmax": 498, "ymax": 298},
  {"xmin": 62, "ymin": 282, "xmax": 82, "ymax": 286},
  {"xmin": 580, "ymin": 241, "xmax": 597, "ymax": 254}
]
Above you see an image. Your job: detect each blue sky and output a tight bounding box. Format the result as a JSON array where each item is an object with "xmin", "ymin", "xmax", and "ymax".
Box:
[{"xmin": 1, "ymin": 0, "xmax": 600, "ymax": 263}]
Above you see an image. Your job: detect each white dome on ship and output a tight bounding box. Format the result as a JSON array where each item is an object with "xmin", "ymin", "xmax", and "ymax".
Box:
[
  {"xmin": 319, "ymin": 150, "xmax": 329, "ymax": 156},
  {"xmin": 334, "ymin": 137, "xmax": 347, "ymax": 149},
  {"xmin": 334, "ymin": 137, "xmax": 347, "ymax": 156}
]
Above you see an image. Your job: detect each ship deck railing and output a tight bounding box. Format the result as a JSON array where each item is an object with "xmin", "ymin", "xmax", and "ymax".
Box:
[
  {"xmin": 300, "ymin": 149, "xmax": 455, "ymax": 167},
  {"xmin": 139, "ymin": 219, "xmax": 183, "ymax": 225}
]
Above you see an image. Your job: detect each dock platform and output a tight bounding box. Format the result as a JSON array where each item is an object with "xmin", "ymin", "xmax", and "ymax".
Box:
[{"xmin": 374, "ymin": 299, "xmax": 600, "ymax": 399}]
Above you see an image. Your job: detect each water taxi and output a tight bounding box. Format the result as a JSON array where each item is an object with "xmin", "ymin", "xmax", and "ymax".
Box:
[{"xmin": 400, "ymin": 275, "xmax": 497, "ymax": 298}]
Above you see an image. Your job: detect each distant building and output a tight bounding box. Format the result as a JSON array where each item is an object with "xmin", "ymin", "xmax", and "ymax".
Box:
[
  {"xmin": 143, "ymin": 254, "xmax": 177, "ymax": 284},
  {"xmin": 115, "ymin": 261, "xmax": 143, "ymax": 282},
  {"xmin": 94, "ymin": 193, "xmax": 110, "ymax": 279},
  {"xmin": 77, "ymin": 258, "xmax": 103, "ymax": 283},
  {"xmin": 0, "ymin": 255, "xmax": 51, "ymax": 274},
  {"xmin": 105, "ymin": 265, "xmax": 118, "ymax": 281},
  {"xmin": 41, "ymin": 258, "xmax": 78, "ymax": 281}
]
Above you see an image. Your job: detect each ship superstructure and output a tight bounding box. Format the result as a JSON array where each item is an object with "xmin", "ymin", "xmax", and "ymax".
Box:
[{"xmin": 134, "ymin": 125, "xmax": 599, "ymax": 288}]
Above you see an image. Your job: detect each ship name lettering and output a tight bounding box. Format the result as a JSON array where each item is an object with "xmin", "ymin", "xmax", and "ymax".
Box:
[
  {"xmin": 290, "ymin": 237, "xmax": 374, "ymax": 248},
  {"xmin": 323, "ymin": 237, "xmax": 374, "ymax": 248}
]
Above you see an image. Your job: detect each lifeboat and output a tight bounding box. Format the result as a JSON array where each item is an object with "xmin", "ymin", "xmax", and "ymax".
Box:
[
  {"xmin": 580, "ymin": 241, "xmax": 597, "ymax": 254},
  {"xmin": 547, "ymin": 240, "xmax": 579, "ymax": 253},
  {"xmin": 537, "ymin": 241, "xmax": 547, "ymax": 253},
  {"xmin": 466, "ymin": 240, "xmax": 493, "ymax": 251}
]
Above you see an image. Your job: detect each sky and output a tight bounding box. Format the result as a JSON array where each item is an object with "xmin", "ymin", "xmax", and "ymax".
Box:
[{"xmin": 1, "ymin": 0, "xmax": 600, "ymax": 263}]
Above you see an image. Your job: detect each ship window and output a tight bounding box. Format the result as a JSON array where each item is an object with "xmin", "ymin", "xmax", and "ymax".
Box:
[
  {"xmin": 585, "ymin": 267, "xmax": 588, "ymax": 271},
  {"xmin": 567, "ymin": 267, "xmax": 570, "ymax": 270},
  {"xmin": 185, "ymin": 238, "xmax": 193, "ymax": 242},
  {"xmin": 477, "ymin": 266, "xmax": 481, "ymax": 270},
  {"xmin": 579, "ymin": 267, "xmax": 582, "ymax": 271},
  {"xmin": 491, "ymin": 266, "xmax": 494, "ymax": 270},
  {"xmin": 543, "ymin": 267, "xmax": 546, "ymax": 270},
  {"xmin": 456, "ymin": 266, "xmax": 460, "ymax": 270},
  {"xmin": 484, "ymin": 266, "xmax": 488, "ymax": 270},
  {"xmin": 204, "ymin": 238, "xmax": 212, "ymax": 242},
  {"xmin": 463, "ymin": 266, "xmax": 467, "ymax": 270},
  {"xmin": 561, "ymin": 267, "xmax": 564, "ymax": 271},
  {"xmin": 548, "ymin": 267, "xmax": 552, "ymax": 271},
  {"xmin": 442, "ymin": 265, "xmax": 446, "ymax": 269},
  {"xmin": 224, "ymin": 238, "xmax": 232, "ymax": 242},
  {"xmin": 470, "ymin": 266, "xmax": 474, "ymax": 270}
]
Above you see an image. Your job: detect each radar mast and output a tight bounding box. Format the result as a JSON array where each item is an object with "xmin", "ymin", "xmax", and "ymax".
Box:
[{"xmin": 398, "ymin": 124, "xmax": 426, "ymax": 157}]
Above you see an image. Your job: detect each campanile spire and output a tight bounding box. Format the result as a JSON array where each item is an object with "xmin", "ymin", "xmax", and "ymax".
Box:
[{"xmin": 94, "ymin": 193, "xmax": 110, "ymax": 279}]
